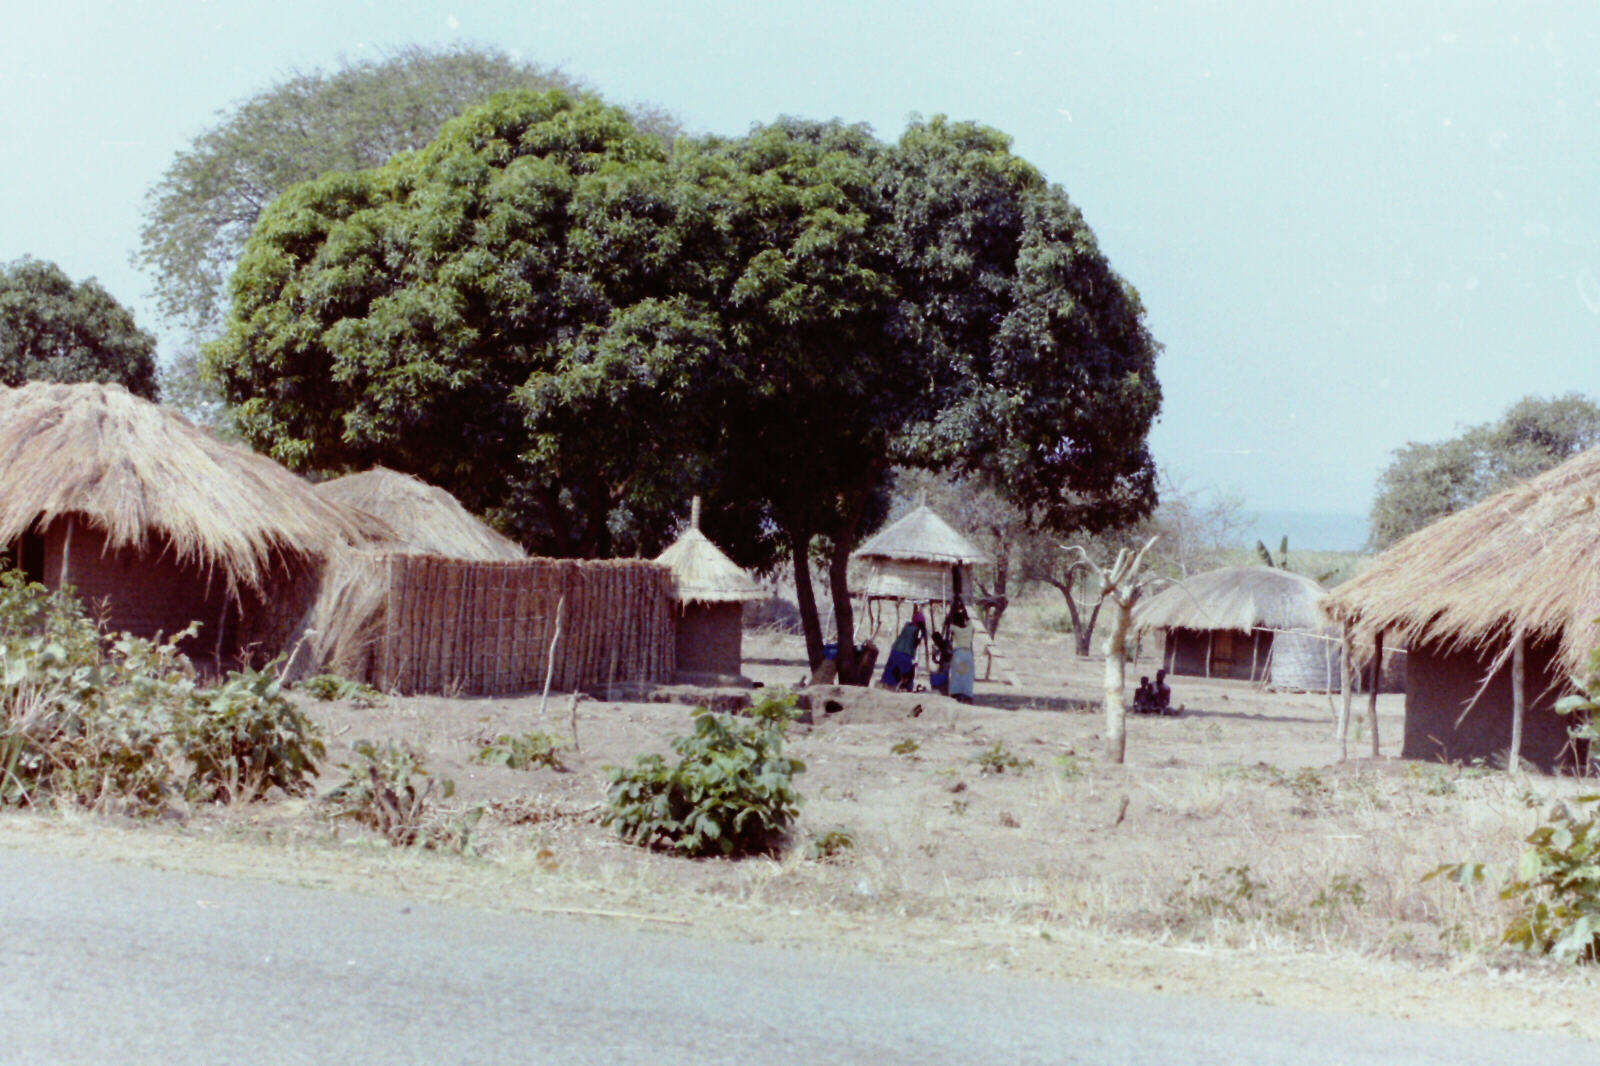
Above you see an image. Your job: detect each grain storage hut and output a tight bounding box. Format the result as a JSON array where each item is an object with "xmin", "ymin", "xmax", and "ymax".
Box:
[
  {"xmin": 0, "ymin": 382, "xmax": 386, "ymax": 667},
  {"xmin": 1325, "ymin": 447, "xmax": 1600, "ymax": 772},
  {"xmin": 655, "ymin": 502, "xmax": 763, "ymax": 682},
  {"xmin": 314, "ymin": 467, "xmax": 525, "ymax": 561},
  {"xmin": 851, "ymin": 499, "xmax": 991, "ymax": 606},
  {"xmin": 1133, "ymin": 566, "xmax": 1339, "ymax": 690}
]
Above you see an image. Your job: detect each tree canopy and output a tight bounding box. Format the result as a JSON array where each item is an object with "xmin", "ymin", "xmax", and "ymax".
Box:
[
  {"xmin": 1369, "ymin": 393, "xmax": 1600, "ymax": 549},
  {"xmin": 0, "ymin": 258, "xmax": 158, "ymax": 399},
  {"xmin": 207, "ymin": 92, "xmax": 1162, "ymax": 665}
]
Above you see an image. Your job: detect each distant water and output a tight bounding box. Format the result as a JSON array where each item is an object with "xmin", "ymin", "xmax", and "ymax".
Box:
[{"xmin": 1241, "ymin": 511, "xmax": 1369, "ymax": 553}]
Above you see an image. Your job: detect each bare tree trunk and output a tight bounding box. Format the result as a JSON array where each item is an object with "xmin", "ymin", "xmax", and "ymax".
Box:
[
  {"xmin": 1103, "ymin": 600, "xmax": 1129, "ymax": 764},
  {"xmin": 1367, "ymin": 629, "xmax": 1383, "ymax": 757},
  {"xmin": 1336, "ymin": 620, "xmax": 1353, "ymax": 760},
  {"xmin": 828, "ymin": 536, "xmax": 858, "ymax": 683},
  {"xmin": 1510, "ymin": 630, "xmax": 1526, "ymax": 771}
]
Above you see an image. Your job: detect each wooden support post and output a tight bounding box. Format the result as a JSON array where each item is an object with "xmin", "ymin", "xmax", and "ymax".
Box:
[
  {"xmin": 1510, "ymin": 630, "xmax": 1526, "ymax": 772},
  {"xmin": 1336, "ymin": 620, "xmax": 1353, "ymax": 760},
  {"xmin": 59, "ymin": 516, "xmax": 73, "ymax": 586},
  {"xmin": 538, "ymin": 595, "xmax": 566, "ymax": 718},
  {"xmin": 1249, "ymin": 629, "xmax": 1260, "ymax": 683},
  {"xmin": 1367, "ymin": 629, "xmax": 1383, "ymax": 757},
  {"xmin": 1205, "ymin": 630, "xmax": 1213, "ymax": 678}
]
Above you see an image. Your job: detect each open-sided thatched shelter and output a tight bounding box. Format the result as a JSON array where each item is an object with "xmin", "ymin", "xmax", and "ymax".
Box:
[
  {"xmin": 314, "ymin": 468, "xmax": 525, "ymax": 561},
  {"xmin": 1133, "ymin": 566, "xmax": 1339, "ymax": 690},
  {"xmin": 1325, "ymin": 447, "xmax": 1600, "ymax": 772},
  {"xmin": 0, "ymin": 382, "xmax": 387, "ymax": 666},
  {"xmin": 851, "ymin": 500, "xmax": 991, "ymax": 605},
  {"xmin": 655, "ymin": 500, "xmax": 763, "ymax": 681}
]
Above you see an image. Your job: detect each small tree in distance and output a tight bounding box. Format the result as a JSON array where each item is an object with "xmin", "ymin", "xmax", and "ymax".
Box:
[{"xmin": 1061, "ymin": 536, "xmax": 1161, "ymax": 764}]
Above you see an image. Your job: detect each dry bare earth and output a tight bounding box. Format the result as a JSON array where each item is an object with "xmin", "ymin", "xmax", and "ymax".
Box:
[{"xmin": 5, "ymin": 626, "xmax": 1600, "ymax": 1040}]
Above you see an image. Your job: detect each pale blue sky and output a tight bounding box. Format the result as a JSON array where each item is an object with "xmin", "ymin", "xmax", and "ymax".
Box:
[{"xmin": 4, "ymin": 1, "xmax": 1597, "ymax": 529}]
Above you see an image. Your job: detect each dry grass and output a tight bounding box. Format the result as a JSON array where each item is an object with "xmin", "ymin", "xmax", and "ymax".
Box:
[{"xmin": 7, "ymin": 618, "xmax": 1600, "ymax": 1035}]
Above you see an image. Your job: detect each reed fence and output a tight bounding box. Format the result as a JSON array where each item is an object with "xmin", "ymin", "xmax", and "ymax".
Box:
[{"xmin": 372, "ymin": 555, "xmax": 675, "ymax": 696}]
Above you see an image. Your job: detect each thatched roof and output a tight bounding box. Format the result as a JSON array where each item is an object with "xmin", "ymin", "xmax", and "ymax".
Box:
[
  {"xmin": 1133, "ymin": 566, "xmax": 1328, "ymax": 635},
  {"xmin": 852, "ymin": 502, "xmax": 991, "ymax": 567},
  {"xmin": 0, "ymin": 382, "xmax": 388, "ymax": 588},
  {"xmin": 1324, "ymin": 445, "xmax": 1600, "ymax": 672},
  {"xmin": 655, "ymin": 527, "xmax": 763, "ymax": 604},
  {"xmin": 315, "ymin": 467, "xmax": 524, "ymax": 562}
]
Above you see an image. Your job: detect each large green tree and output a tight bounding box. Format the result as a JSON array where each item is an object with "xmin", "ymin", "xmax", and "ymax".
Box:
[
  {"xmin": 141, "ymin": 45, "xmax": 678, "ymax": 421},
  {"xmin": 1370, "ymin": 393, "xmax": 1600, "ymax": 548},
  {"xmin": 207, "ymin": 90, "xmax": 693, "ymax": 555},
  {"xmin": 0, "ymin": 258, "xmax": 158, "ymax": 398},
  {"xmin": 210, "ymin": 96, "xmax": 1162, "ymax": 671}
]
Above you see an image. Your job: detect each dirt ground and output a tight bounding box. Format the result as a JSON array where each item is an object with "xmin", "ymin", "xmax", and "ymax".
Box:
[{"xmin": 6, "ymin": 623, "xmax": 1600, "ymax": 1039}]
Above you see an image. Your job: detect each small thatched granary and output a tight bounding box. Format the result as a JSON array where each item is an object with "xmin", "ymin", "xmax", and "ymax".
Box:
[
  {"xmin": 0, "ymin": 382, "xmax": 386, "ymax": 666},
  {"xmin": 1133, "ymin": 566, "xmax": 1339, "ymax": 690},
  {"xmin": 1325, "ymin": 447, "xmax": 1600, "ymax": 772},
  {"xmin": 294, "ymin": 468, "xmax": 526, "ymax": 681},
  {"xmin": 851, "ymin": 500, "xmax": 991, "ymax": 605},
  {"xmin": 314, "ymin": 468, "xmax": 525, "ymax": 561},
  {"xmin": 655, "ymin": 502, "xmax": 763, "ymax": 681}
]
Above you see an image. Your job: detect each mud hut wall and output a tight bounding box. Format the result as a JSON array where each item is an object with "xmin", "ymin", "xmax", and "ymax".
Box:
[
  {"xmin": 675, "ymin": 602, "xmax": 745, "ymax": 677},
  {"xmin": 38, "ymin": 518, "xmax": 241, "ymax": 664},
  {"xmin": 1402, "ymin": 637, "xmax": 1578, "ymax": 772},
  {"xmin": 372, "ymin": 555, "xmax": 673, "ymax": 696}
]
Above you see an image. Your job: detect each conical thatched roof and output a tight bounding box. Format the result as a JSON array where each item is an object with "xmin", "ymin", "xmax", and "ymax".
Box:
[
  {"xmin": 1324, "ymin": 445, "xmax": 1600, "ymax": 672},
  {"xmin": 315, "ymin": 467, "xmax": 525, "ymax": 562},
  {"xmin": 655, "ymin": 527, "xmax": 763, "ymax": 604},
  {"xmin": 1133, "ymin": 566, "xmax": 1328, "ymax": 634},
  {"xmin": 852, "ymin": 502, "xmax": 991, "ymax": 566},
  {"xmin": 0, "ymin": 382, "xmax": 389, "ymax": 588}
]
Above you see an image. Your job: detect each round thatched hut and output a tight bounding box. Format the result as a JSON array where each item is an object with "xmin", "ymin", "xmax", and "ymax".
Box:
[
  {"xmin": 655, "ymin": 502, "xmax": 763, "ymax": 682},
  {"xmin": 0, "ymin": 382, "xmax": 387, "ymax": 667},
  {"xmin": 1325, "ymin": 446, "xmax": 1600, "ymax": 772},
  {"xmin": 851, "ymin": 500, "xmax": 991, "ymax": 605},
  {"xmin": 314, "ymin": 467, "xmax": 525, "ymax": 561},
  {"xmin": 1133, "ymin": 566, "xmax": 1339, "ymax": 691}
]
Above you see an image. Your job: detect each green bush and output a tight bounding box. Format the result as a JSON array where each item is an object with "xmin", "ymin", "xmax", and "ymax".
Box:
[
  {"xmin": 296, "ymin": 673, "xmax": 382, "ymax": 707},
  {"xmin": 474, "ymin": 731, "xmax": 566, "ymax": 771},
  {"xmin": 0, "ymin": 569, "xmax": 324, "ymax": 813},
  {"xmin": 1430, "ymin": 794, "xmax": 1600, "ymax": 962},
  {"xmin": 178, "ymin": 665, "xmax": 325, "ymax": 803},
  {"xmin": 974, "ymin": 740, "xmax": 1034, "ymax": 775},
  {"xmin": 325, "ymin": 739, "xmax": 454, "ymax": 847},
  {"xmin": 603, "ymin": 692, "xmax": 805, "ymax": 857}
]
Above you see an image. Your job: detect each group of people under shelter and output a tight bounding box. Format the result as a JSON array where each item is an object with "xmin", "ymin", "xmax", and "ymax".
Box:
[{"xmin": 879, "ymin": 598, "xmax": 977, "ymax": 702}]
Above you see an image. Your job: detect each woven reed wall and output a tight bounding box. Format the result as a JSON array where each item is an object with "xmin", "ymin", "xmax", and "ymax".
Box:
[{"xmin": 373, "ymin": 554, "xmax": 675, "ymax": 696}]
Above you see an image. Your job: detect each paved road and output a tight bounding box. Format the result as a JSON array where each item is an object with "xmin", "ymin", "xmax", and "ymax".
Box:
[{"xmin": 0, "ymin": 849, "xmax": 1590, "ymax": 1065}]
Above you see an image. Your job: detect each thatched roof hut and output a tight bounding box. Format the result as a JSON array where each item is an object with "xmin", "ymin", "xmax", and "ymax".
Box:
[
  {"xmin": 1133, "ymin": 566, "xmax": 1338, "ymax": 690},
  {"xmin": 655, "ymin": 500, "xmax": 762, "ymax": 680},
  {"xmin": 1325, "ymin": 446, "xmax": 1600, "ymax": 770},
  {"xmin": 0, "ymin": 382, "xmax": 387, "ymax": 663},
  {"xmin": 852, "ymin": 500, "xmax": 991, "ymax": 604},
  {"xmin": 315, "ymin": 467, "xmax": 525, "ymax": 562}
]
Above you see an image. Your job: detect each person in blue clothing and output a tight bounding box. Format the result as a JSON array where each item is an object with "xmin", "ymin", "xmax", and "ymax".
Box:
[{"xmin": 945, "ymin": 598, "xmax": 976, "ymax": 703}]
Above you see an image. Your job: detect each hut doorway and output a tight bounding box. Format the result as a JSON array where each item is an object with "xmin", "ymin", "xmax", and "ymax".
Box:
[
  {"xmin": 1211, "ymin": 631, "xmax": 1235, "ymax": 676},
  {"xmin": 5, "ymin": 531, "xmax": 44, "ymax": 584}
]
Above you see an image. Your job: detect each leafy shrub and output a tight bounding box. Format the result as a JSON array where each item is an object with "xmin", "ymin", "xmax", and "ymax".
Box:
[
  {"xmin": 325, "ymin": 740, "xmax": 454, "ymax": 847},
  {"xmin": 1429, "ymin": 794, "xmax": 1600, "ymax": 962},
  {"xmin": 296, "ymin": 673, "xmax": 382, "ymax": 707},
  {"xmin": 0, "ymin": 570, "xmax": 324, "ymax": 813},
  {"xmin": 474, "ymin": 731, "xmax": 566, "ymax": 771},
  {"xmin": 178, "ymin": 665, "xmax": 325, "ymax": 803},
  {"xmin": 974, "ymin": 741, "xmax": 1034, "ymax": 775},
  {"xmin": 603, "ymin": 692, "xmax": 805, "ymax": 857},
  {"xmin": 808, "ymin": 827, "xmax": 855, "ymax": 861}
]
